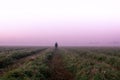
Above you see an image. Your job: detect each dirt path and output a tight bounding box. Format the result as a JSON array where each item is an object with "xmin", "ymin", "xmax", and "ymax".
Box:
[
  {"xmin": 0, "ymin": 48, "xmax": 48, "ymax": 76},
  {"xmin": 48, "ymin": 49, "xmax": 74, "ymax": 80}
]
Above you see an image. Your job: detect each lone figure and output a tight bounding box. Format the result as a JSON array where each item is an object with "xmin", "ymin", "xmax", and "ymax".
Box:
[{"xmin": 55, "ymin": 42, "xmax": 58, "ymax": 49}]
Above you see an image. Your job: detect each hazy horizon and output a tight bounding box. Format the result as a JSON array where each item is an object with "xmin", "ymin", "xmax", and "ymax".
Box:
[{"xmin": 0, "ymin": 0, "xmax": 120, "ymax": 46}]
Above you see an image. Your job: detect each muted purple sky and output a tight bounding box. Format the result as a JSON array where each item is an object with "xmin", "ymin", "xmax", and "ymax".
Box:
[{"xmin": 0, "ymin": 0, "xmax": 120, "ymax": 46}]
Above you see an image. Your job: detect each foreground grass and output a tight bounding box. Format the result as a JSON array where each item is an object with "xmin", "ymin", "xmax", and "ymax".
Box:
[
  {"xmin": 0, "ymin": 48, "xmax": 46, "ymax": 68},
  {"xmin": 0, "ymin": 49, "xmax": 52, "ymax": 80},
  {"xmin": 0, "ymin": 47, "xmax": 120, "ymax": 80},
  {"xmin": 62, "ymin": 48, "xmax": 120, "ymax": 80}
]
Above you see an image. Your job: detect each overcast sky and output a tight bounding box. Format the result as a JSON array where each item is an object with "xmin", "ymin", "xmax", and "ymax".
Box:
[{"xmin": 0, "ymin": 0, "xmax": 120, "ymax": 46}]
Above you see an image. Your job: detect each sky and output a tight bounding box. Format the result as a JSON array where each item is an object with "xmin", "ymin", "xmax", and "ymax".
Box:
[{"xmin": 0, "ymin": 0, "xmax": 120, "ymax": 46}]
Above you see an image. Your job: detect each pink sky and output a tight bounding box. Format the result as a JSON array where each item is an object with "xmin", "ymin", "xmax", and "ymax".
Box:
[{"xmin": 0, "ymin": 0, "xmax": 120, "ymax": 46}]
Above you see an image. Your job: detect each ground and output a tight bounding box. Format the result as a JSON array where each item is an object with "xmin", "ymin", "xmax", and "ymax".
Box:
[{"xmin": 0, "ymin": 47, "xmax": 120, "ymax": 80}]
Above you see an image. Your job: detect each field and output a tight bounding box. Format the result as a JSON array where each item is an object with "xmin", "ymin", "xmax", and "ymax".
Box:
[{"xmin": 0, "ymin": 47, "xmax": 120, "ymax": 80}]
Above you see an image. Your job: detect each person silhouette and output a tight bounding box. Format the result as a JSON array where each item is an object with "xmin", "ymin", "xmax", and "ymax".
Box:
[{"xmin": 55, "ymin": 42, "xmax": 58, "ymax": 49}]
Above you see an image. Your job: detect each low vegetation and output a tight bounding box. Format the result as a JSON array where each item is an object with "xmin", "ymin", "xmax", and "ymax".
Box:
[
  {"xmin": 62, "ymin": 48, "xmax": 120, "ymax": 80},
  {"xmin": 0, "ymin": 47, "xmax": 120, "ymax": 80},
  {"xmin": 0, "ymin": 48, "xmax": 46, "ymax": 68},
  {"xmin": 0, "ymin": 48, "xmax": 52, "ymax": 80}
]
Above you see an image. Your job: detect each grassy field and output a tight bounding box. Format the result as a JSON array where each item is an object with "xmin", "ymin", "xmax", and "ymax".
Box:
[{"xmin": 0, "ymin": 47, "xmax": 120, "ymax": 80}]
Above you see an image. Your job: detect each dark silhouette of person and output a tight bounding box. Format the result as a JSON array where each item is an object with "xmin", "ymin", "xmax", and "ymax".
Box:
[{"xmin": 55, "ymin": 42, "xmax": 58, "ymax": 49}]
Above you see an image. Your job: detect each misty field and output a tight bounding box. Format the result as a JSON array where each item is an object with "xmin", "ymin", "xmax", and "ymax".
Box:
[{"xmin": 0, "ymin": 47, "xmax": 120, "ymax": 80}]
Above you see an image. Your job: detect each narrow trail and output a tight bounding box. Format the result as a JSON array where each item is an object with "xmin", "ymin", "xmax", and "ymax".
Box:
[
  {"xmin": 0, "ymin": 48, "xmax": 48, "ymax": 76},
  {"xmin": 48, "ymin": 49, "xmax": 74, "ymax": 80}
]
